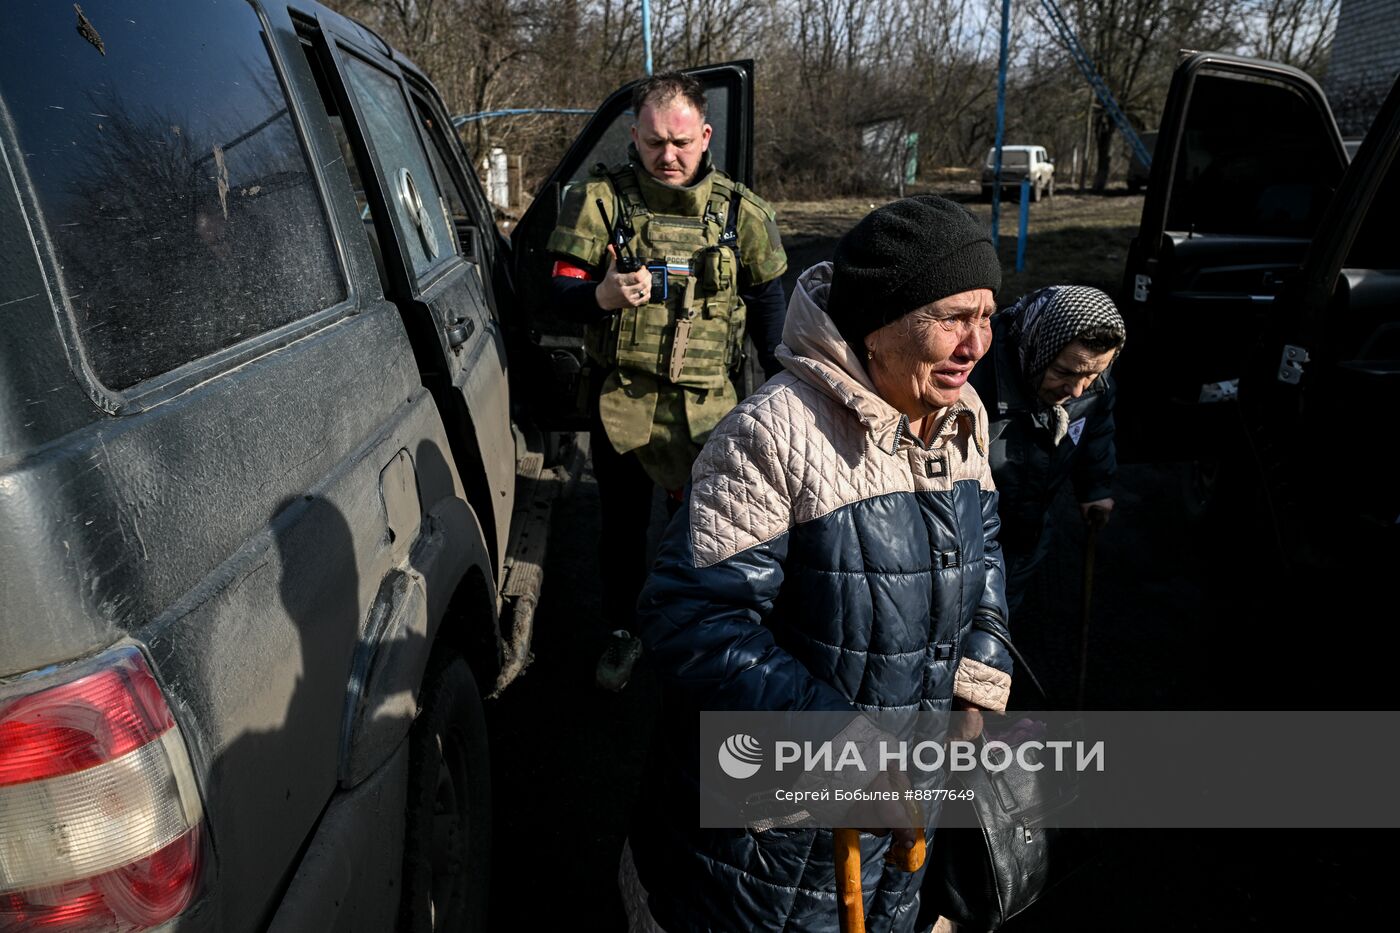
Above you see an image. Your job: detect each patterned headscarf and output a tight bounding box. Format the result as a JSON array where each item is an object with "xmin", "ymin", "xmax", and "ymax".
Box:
[{"xmin": 1000, "ymin": 286, "xmax": 1125, "ymax": 443}]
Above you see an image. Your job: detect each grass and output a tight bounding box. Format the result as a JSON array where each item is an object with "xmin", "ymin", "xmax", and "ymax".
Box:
[{"xmin": 774, "ymin": 186, "xmax": 1145, "ymax": 306}]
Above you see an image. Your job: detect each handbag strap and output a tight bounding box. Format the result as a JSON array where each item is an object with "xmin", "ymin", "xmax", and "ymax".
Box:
[{"xmin": 975, "ymin": 622, "xmax": 1052, "ymax": 704}]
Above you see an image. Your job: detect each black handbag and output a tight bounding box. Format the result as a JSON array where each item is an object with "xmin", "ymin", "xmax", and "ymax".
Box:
[
  {"xmin": 921, "ymin": 648, "xmax": 1097, "ymax": 931},
  {"xmin": 924, "ymin": 733, "xmax": 1090, "ymax": 930}
]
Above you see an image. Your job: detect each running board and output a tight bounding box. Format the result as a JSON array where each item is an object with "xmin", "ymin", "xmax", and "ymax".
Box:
[{"xmin": 490, "ymin": 430, "xmax": 583, "ymax": 696}]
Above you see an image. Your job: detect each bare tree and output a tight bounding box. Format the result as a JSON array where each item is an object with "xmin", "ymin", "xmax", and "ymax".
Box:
[
  {"xmin": 323, "ymin": 0, "xmax": 1332, "ymax": 200},
  {"xmin": 1235, "ymin": 0, "xmax": 1339, "ymax": 76},
  {"xmin": 1031, "ymin": 0, "xmax": 1237, "ymax": 191}
]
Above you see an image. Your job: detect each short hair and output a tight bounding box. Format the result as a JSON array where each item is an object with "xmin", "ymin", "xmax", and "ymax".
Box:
[
  {"xmin": 1076, "ymin": 325, "xmax": 1126, "ymax": 354},
  {"xmin": 631, "ymin": 71, "xmax": 708, "ymax": 120}
]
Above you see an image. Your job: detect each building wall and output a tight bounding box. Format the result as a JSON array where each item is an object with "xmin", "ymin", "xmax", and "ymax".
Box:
[{"xmin": 1326, "ymin": 0, "xmax": 1400, "ymax": 136}]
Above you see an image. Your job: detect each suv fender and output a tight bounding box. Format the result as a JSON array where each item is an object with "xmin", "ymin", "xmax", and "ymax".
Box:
[{"xmin": 338, "ymin": 488, "xmax": 496, "ymax": 789}]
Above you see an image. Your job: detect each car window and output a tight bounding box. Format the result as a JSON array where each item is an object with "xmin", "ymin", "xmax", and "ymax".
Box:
[
  {"xmin": 0, "ymin": 0, "xmax": 346, "ymax": 391},
  {"xmin": 1343, "ymin": 152, "xmax": 1399, "ymax": 271},
  {"xmin": 412, "ymin": 97, "xmax": 473, "ymax": 258},
  {"xmin": 563, "ymin": 85, "xmax": 731, "ymax": 192},
  {"xmin": 1166, "ymin": 72, "xmax": 1344, "ymax": 238},
  {"xmin": 565, "ymin": 105, "xmax": 633, "ymax": 189},
  {"xmin": 299, "ymin": 35, "xmax": 388, "ymax": 294},
  {"xmin": 341, "ymin": 54, "xmax": 454, "ymax": 281}
]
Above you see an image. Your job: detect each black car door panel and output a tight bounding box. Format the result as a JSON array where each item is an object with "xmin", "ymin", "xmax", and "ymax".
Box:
[
  {"xmin": 313, "ymin": 18, "xmax": 514, "ymax": 568},
  {"xmin": 1120, "ymin": 53, "xmax": 1347, "ymax": 442}
]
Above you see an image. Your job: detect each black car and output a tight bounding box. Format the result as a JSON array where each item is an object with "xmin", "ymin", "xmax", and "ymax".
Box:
[{"xmin": 1117, "ymin": 51, "xmax": 1398, "ymax": 576}]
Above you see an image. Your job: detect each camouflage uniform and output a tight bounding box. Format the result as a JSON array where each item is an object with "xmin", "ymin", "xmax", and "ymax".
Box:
[{"xmin": 547, "ymin": 149, "xmax": 786, "ymax": 490}]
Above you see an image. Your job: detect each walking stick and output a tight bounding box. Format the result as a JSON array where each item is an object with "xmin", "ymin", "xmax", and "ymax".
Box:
[
  {"xmin": 1077, "ymin": 507, "xmax": 1109, "ymax": 708},
  {"xmin": 835, "ymin": 808, "xmax": 927, "ymax": 933},
  {"xmin": 834, "ymin": 828, "xmax": 866, "ymax": 933}
]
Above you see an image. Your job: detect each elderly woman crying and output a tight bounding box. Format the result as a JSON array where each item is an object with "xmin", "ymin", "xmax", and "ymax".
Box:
[{"xmin": 624, "ymin": 195, "xmax": 1017, "ymax": 933}]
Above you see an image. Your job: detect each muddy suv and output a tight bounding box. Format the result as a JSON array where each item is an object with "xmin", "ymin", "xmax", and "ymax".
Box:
[
  {"xmin": 0, "ymin": 2, "xmax": 600, "ymax": 930},
  {"xmin": 0, "ymin": 3, "xmax": 761, "ymax": 928},
  {"xmin": 982, "ymin": 144, "xmax": 1056, "ymax": 201},
  {"xmin": 1116, "ymin": 52, "xmax": 1399, "ymax": 574},
  {"xmin": 0, "ymin": 3, "xmax": 548, "ymax": 924}
]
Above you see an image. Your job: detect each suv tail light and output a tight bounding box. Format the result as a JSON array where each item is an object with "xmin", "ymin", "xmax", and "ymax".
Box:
[{"xmin": 0, "ymin": 647, "xmax": 205, "ymax": 931}]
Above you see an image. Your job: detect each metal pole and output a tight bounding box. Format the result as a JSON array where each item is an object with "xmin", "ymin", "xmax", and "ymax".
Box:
[
  {"xmin": 642, "ymin": 0, "xmax": 654, "ymax": 75},
  {"xmin": 451, "ymin": 108, "xmax": 594, "ymax": 127},
  {"xmin": 991, "ymin": 0, "xmax": 1011, "ymax": 245},
  {"xmin": 1016, "ymin": 177, "xmax": 1030, "ymax": 272},
  {"xmin": 1079, "ymin": 85, "xmax": 1093, "ymax": 191}
]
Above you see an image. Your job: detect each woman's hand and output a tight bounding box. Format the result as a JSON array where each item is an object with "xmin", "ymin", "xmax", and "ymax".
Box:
[
  {"xmin": 857, "ymin": 769, "xmax": 924, "ymax": 860},
  {"xmin": 951, "ymin": 698, "xmax": 985, "ymax": 741},
  {"xmin": 1079, "ymin": 497, "xmax": 1114, "ymax": 528}
]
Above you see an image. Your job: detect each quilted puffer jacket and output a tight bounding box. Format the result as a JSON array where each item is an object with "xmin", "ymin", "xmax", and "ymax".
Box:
[{"xmin": 630, "ymin": 263, "xmax": 1014, "ymax": 933}]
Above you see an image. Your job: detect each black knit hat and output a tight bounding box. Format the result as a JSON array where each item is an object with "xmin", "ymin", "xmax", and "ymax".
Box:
[{"xmin": 827, "ymin": 195, "xmax": 1001, "ymax": 356}]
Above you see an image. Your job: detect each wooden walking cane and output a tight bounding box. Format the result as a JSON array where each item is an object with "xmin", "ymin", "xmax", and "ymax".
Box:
[
  {"xmin": 835, "ymin": 803, "xmax": 927, "ymax": 933},
  {"xmin": 1077, "ymin": 507, "xmax": 1110, "ymax": 709},
  {"xmin": 834, "ymin": 829, "xmax": 867, "ymax": 933}
]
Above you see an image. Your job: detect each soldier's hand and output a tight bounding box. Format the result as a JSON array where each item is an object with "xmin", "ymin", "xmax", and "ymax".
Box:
[{"xmin": 595, "ymin": 245, "xmax": 651, "ymax": 310}]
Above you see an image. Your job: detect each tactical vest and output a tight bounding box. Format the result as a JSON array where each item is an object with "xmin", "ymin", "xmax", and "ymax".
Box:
[{"xmin": 584, "ymin": 164, "xmax": 744, "ymax": 393}]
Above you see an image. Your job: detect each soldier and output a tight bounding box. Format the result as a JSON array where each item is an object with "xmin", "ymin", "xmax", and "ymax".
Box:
[{"xmin": 547, "ymin": 71, "xmax": 788, "ymax": 690}]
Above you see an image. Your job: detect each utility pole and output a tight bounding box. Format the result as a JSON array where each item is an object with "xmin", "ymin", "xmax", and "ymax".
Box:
[
  {"xmin": 642, "ymin": 0, "xmax": 654, "ymax": 75},
  {"xmin": 1080, "ymin": 84, "xmax": 1093, "ymax": 191},
  {"xmin": 991, "ymin": 0, "xmax": 1012, "ymax": 245}
]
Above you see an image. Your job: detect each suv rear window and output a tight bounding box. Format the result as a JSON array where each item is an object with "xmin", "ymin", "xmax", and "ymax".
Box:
[
  {"xmin": 987, "ymin": 150, "xmax": 1030, "ymax": 168},
  {"xmin": 0, "ymin": 0, "xmax": 345, "ymax": 391}
]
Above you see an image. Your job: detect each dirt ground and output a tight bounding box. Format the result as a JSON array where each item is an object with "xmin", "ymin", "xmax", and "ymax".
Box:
[{"xmin": 775, "ymin": 186, "xmax": 1144, "ymax": 303}]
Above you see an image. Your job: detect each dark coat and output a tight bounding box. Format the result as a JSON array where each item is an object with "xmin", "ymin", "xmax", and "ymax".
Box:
[
  {"xmin": 968, "ymin": 314, "xmax": 1117, "ymax": 557},
  {"xmin": 630, "ymin": 264, "xmax": 1014, "ymax": 933}
]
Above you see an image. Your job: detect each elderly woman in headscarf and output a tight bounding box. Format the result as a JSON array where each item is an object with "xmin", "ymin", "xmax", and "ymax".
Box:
[
  {"xmin": 621, "ymin": 195, "xmax": 1015, "ymax": 933},
  {"xmin": 966, "ymin": 285, "xmax": 1126, "ymax": 616}
]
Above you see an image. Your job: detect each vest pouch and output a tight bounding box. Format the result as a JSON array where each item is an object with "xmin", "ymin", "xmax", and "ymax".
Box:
[
  {"xmin": 613, "ymin": 302, "xmax": 672, "ymax": 374},
  {"xmin": 697, "ymin": 246, "xmax": 734, "ymax": 295},
  {"xmin": 642, "ymin": 215, "xmax": 707, "ymax": 249},
  {"xmin": 598, "ymin": 368, "xmax": 660, "ymax": 454}
]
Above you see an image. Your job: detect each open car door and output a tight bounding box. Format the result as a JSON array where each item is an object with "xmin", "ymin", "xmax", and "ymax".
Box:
[
  {"xmin": 1238, "ymin": 70, "xmax": 1400, "ymax": 570},
  {"xmin": 1116, "ymin": 53, "xmax": 1347, "ymax": 459},
  {"xmin": 509, "ymin": 62, "xmax": 755, "ymax": 430}
]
